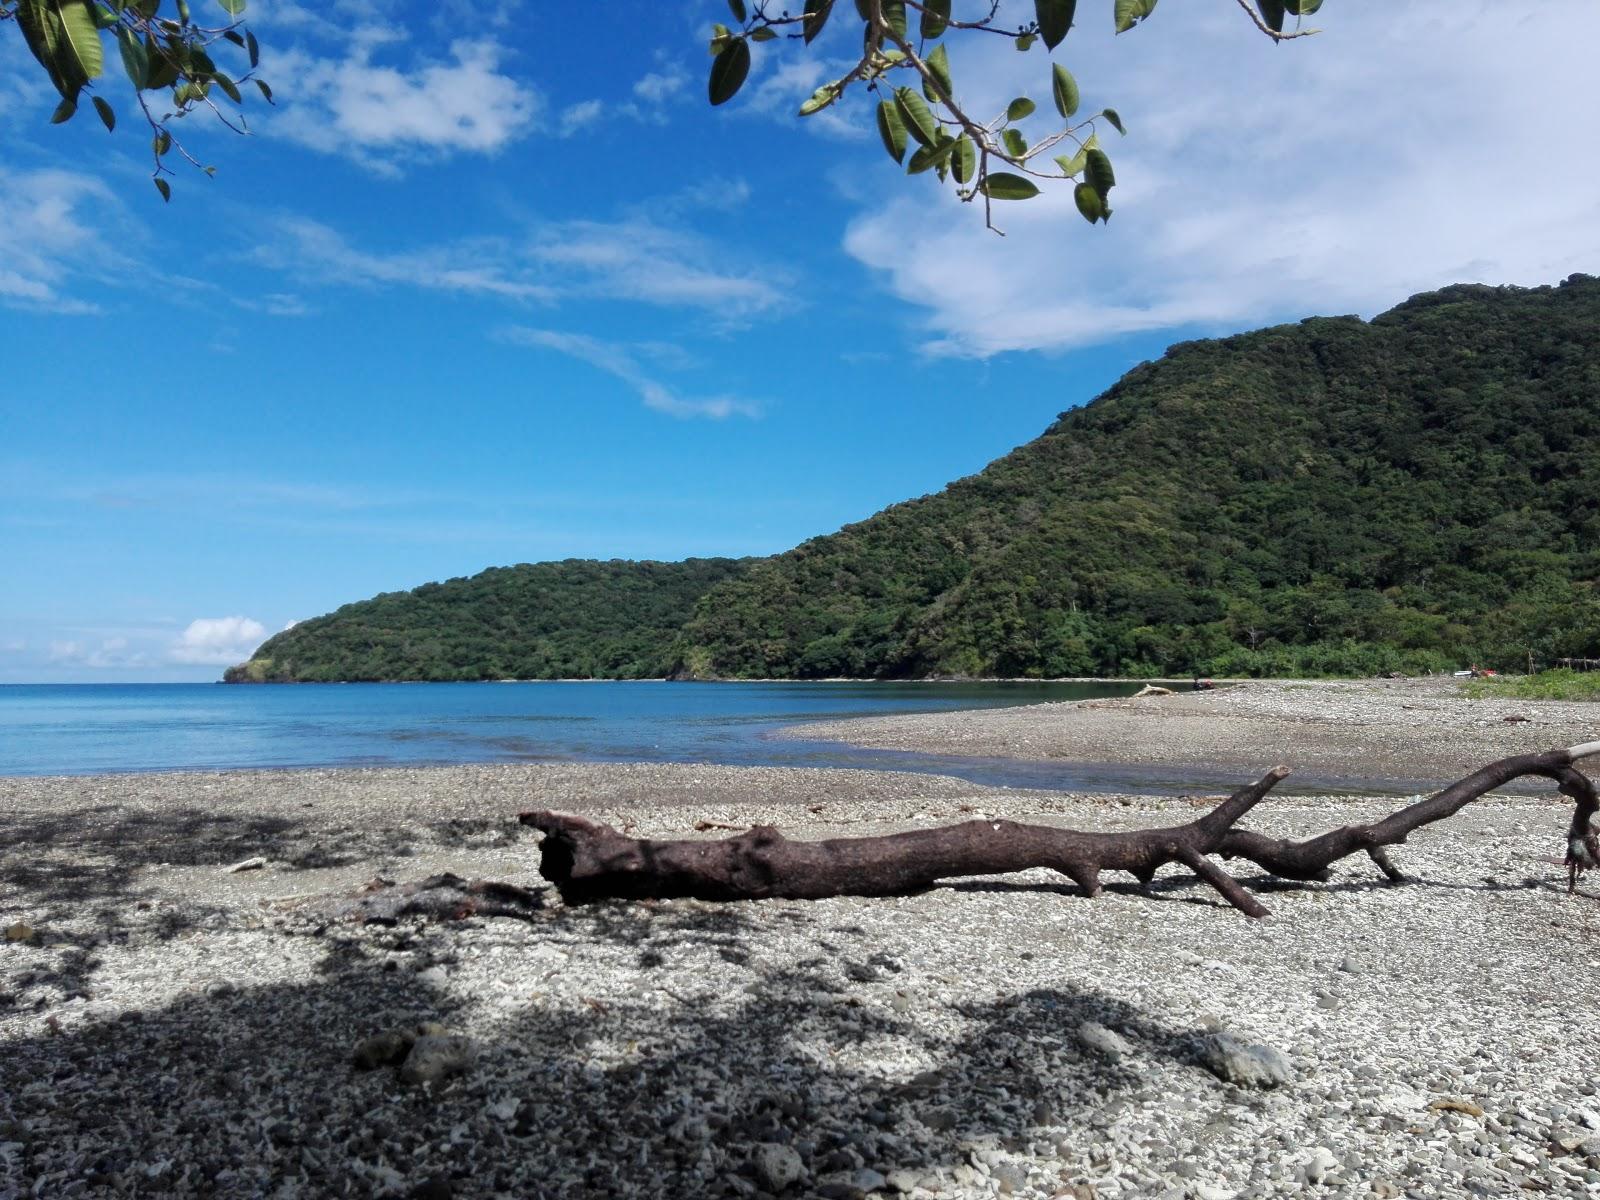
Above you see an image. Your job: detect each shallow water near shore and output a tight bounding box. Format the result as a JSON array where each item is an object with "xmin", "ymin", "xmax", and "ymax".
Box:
[{"xmin": 0, "ymin": 679, "xmax": 1166, "ymax": 782}]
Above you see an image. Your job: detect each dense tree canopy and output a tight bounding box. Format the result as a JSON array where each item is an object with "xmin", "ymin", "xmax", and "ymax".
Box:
[
  {"xmin": 2, "ymin": 0, "xmax": 1319, "ymax": 210},
  {"xmin": 230, "ymin": 275, "xmax": 1600, "ymax": 684}
]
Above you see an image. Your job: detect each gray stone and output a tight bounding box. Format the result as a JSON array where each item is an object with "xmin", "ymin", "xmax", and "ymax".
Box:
[
  {"xmin": 1077, "ymin": 1020, "xmax": 1133, "ymax": 1060},
  {"xmin": 1298, "ymin": 1147, "xmax": 1339, "ymax": 1184},
  {"xmin": 752, "ymin": 1142, "xmax": 806, "ymax": 1193},
  {"xmin": 1198, "ymin": 1033, "xmax": 1294, "ymax": 1089},
  {"xmin": 398, "ymin": 1034, "xmax": 474, "ymax": 1088}
]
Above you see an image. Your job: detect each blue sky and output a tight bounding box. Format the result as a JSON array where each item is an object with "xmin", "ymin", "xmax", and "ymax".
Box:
[{"xmin": 4, "ymin": 2, "xmax": 1599, "ymax": 681}]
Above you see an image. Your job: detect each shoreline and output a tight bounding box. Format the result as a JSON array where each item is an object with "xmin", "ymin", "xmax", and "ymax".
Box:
[
  {"xmin": 786, "ymin": 675, "xmax": 1600, "ymax": 786},
  {"xmin": 4, "ymin": 684, "xmax": 1600, "ymax": 1198}
]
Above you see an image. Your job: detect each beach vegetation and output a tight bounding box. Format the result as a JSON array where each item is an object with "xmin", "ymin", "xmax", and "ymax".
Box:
[{"xmin": 1461, "ymin": 670, "xmax": 1600, "ymax": 703}]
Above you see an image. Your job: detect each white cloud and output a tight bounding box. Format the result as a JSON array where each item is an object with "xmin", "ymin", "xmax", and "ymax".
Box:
[
  {"xmin": 558, "ymin": 99, "xmax": 605, "ymax": 138},
  {"xmin": 171, "ymin": 616, "xmax": 269, "ymax": 665},
  {"xmin": 259, "ymin": 216, "xmax": 556, "ymax": 301},
  {"xmin": 48, "ymin": 636, "xmax": 149, "ymax": 669},
  {"xmin": 0, "ymin": 170, "xmax": 127, "ymax": 314},
  {"xmin": 841, "ymin": 3, "xmax": 1600, "ymax": 357},
  {"xmin": 259, "ymin": 211, "xmax": 787, "ymax": 318},
  {"xmin": 500, "ymin": 327, "xmax": 761, "ymax": 420},
  {"xmin": 268, "ymin": 33, "xmax": 539, "ymax": 173},
  {"xmin": 633, "ymin": 69, "xmax": 688, "ymax": 105}
]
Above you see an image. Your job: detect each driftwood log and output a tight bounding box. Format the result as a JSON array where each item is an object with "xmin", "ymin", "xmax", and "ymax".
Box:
[{"xmin": 520, "ymin": 743, "xmax": 1600, "ymax": 919}]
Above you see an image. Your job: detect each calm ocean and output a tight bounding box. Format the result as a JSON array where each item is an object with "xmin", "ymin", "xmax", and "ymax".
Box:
[{"xmin": 0, "ymin": 680, "xmax": 1148, "ymax": 781}]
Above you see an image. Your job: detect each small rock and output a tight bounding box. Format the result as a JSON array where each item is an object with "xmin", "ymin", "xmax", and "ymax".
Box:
[
  {"xmin": 1192, "ymin": 1186, "xmax": 1236, "ymax": 1200},
  {"xmin": 399, "ymin": 1034, "xmax": 474, "ymax": 1088},
  {"xmin": 1429, "ymin": 1098, "xmax": 1485, "ymax": 1118},
  {"xmin": 1198, "ymin": 1032, "xmax": 1294, "ymax": 1089},
  {"xmin": 2, "ymin": 923, "xmax": 40, "ymax": 945},
  {"xmin": 416, "ymin": 966, "xmax": 449, "ymax": 987},
  {"xmin": 1077, "ymin": 1021, "xmax": 1133, "ymax": 1060},
  {"xmin": 1339, "ymin": 955, "xmax": 1360, "ymax": 974},
  {"xmin": 225, "ymin": 856, "xmax": 268, "ymax": 874},
  {"xmin": 1298, "ymin": 1147, "xmax": 1339, "ymax": 1184},
  {"xmin": 352, "ymin": 1030, "xmax": 415, "ymax": 1070},
  {"xmin": 884, "ymin": 1168, "xmax": 920, "ymax": 1194},
  {"xmin": 752, "ymin": 1142, "xmax": 806, "ymax": 1193}
]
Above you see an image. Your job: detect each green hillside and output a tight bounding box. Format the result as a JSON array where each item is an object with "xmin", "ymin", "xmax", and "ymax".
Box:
[
  {"xmin": 229, "ymin": 275, "xmax": 1600, "ymax": 683},
  {"xmin": 225, "ymin": 558, "xmax": 757, "ymax": 682}
]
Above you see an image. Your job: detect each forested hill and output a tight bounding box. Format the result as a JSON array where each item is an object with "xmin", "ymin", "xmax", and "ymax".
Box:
[
  {"xmin": 225, "ymin": 559, "xmax": 757, "ymax": 682},
  {"xmin": 229, "ymin": 275, "xmax": 1600, "ymax": 683}
]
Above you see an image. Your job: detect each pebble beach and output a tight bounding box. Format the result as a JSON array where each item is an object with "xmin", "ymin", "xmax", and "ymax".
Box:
[{"xmin": 3, "ymin": 678, "xmax": 1600, "ymax": 1199}]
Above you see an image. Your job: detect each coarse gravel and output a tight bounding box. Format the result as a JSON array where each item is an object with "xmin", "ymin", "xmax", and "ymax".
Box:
[{"xmin": 3, "ymin": 681, "xmax": 1600, "ymax": 1200}]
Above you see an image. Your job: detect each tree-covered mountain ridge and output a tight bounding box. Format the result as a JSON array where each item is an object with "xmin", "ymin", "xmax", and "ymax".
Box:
[{"xmin": 230, "ymin": 275, "xmax": 1600, "ymax": 683}]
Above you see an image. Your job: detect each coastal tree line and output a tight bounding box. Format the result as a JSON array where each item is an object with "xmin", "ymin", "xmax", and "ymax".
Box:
[{"xmin": 232, "ymin": 277, "xmax": 1600, "ymax": 684}]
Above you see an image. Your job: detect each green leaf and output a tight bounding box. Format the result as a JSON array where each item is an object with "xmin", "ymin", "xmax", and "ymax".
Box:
[
  {"xmin": 1013, "ymin": 32, "xmax": 1035, "ymax": 51},
  {"xmin": 1053, "ymin": 150, "xmax": 1084, "ymax": 176},
  {"xmin": 1255, "ymin": 0, "xmax": 1285, "ymax": 33},
  {"xmin": 922, "ymin": 43, "xmax": 951, "ymax": 102},
  {"xmin": 882, "ymin": 0, "xmax": 906, "ymax": 40},
  {"xmin": 906, "ymin": 137, "xmax": 956, "ymax": 175},
  {"xmin": 91, "ymin": 93, "xmax": 114, "ymax": 130},
  {"xmin": 707, "ymin": 37, "xmax": 750, "ymax": 105},
  {"xmin": 91, "ymin": 3, "xmax": 117, "ymax": 28},
  {"xmin": 980, "ymin": 172, "xmax": 1040, "ymax": 200},
  {"xmin": 215, "ymin": 0, "xmax": 244, "ymax": 14},
  {"xmin": 213, "ymin": 70, "xmax": 241, "ymax": 103},
  {"xmin": 920, "ymin": 0, "xmax": 950, "ymax": 39},
  {"xmin": 144, "ymin": 37, "xmax": 177, "ymax": 88},
  {"xmin": 154, "ymin": 176, "xmax": 170, "ymax": 201},
  {"xmin": 798, "ymin": 82, "xmax": 839, "ymax": 116},
  {"xmin": 727, "ymin": 0, "xmax": 746, "ymax": 21},
  {"xmin": 1100, "ymin": 107, "xmax": 1125, "ymax": 135},
  {"xmin": 708, "ymin": 22, "xmax": 732, "ymax": 54},
  {"xmin": 254, "ymin": 77, "xmax": 272, "ymax": 102},
  {"xmin": 1085, "ymin": 146, "xmax": 1115, "ymax": 197},
  {"xmin": 802, "ymin": 0, "xmax": 833, "ymax": 44},
  {"xmin": 951, "ymin": 134, "xmax": 975, "ymax": 184},
  {"xmin": 1073, "ymin": 180, "xmax": 1104, "ymax": 223},
  {"xmin": 1050, "ymin": 63, "xmax": 1079, "ymax": 118},
  {"xmin": 1114, "ymin": 0, "xmax": 1155, "ymax": 33},
  {"xmin": 1005, "ymin": 96, "xmax": 1034, "ymax": 121},
  {"xmin": 1284, "ymin": 0, "xmax": 1321, "ymax": 12},
  {"xmin": 153, "ymin": 129, "xmax": 170, "ymax": 155},
  {"xmin": 1002, "ymin": 128, "xmax": 1027, "ymax": 157},
  {"xmin": 1034, "ymin": 0, "xmax": 1076, "ymax": 50},
  {"xmin": 893, "ymin": 86, "xmax": 937, "ymax": 147},
  {"xmin": 875, "ymin": 98, "xmax": 907, "ymax": 164},
  {"xmin": 245, "ymin": 29, "xmax": 258, "ymax": 66},
  {"xmin": 50, "ymin": 95, "xmax": 77, "ymax": 123},
  {"xmin": 55, "ymin": 0, "xmax": 103, "ymax": 80},
  {"xmin": 15, "ymin": 0, "xmax": 76, "ymax": 100},
  {"xmin": 749, "ymin": 26, "xmax": 777, "ymax": 41}
]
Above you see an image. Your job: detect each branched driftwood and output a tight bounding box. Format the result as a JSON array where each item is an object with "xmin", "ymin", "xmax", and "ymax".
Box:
[
  {"xmin": 1218, "ymin": 742, "xmax": 1600, "ymax": 891},
  {"xmin": 519, "ymin": 744, "xmax": 1600, "ymax": 919},
  {"xmin": 524, "ymin": 769, "xmax": 1289, "ymax": 918}
]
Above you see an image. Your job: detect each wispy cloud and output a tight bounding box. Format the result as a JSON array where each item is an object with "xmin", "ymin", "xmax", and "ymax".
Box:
[
  {"xmin": 0, "ymin": 170, "xmax": 131, "ymax": 315},
  {"xmin": 267, "ymin": 31, "xmax": 539, "ymax": 174},
  {"xmin": 258, "ymin": 216, "xmax": 556, "ymax": 301},
  {"xmin": 500, "ymin": 327, "xmax": 761, "ymax": 420},
  {"xmin": 256, "ymin": 210, "xmax": 787, "ymax": 318},
  {"xmin": 841, "ymin": 3, "xmax": 1600, "ymax": 356},
  {"xmin": 557, "ymin": 99, "xmax": 605, "ymax": 138}
]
